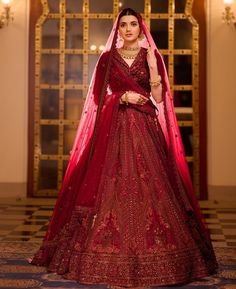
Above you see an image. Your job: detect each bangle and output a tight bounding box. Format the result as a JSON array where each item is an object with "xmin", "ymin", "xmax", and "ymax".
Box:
[
  {"xmin": 124, "ymin": 91, "xmax": 129, "ymax": 105},
  {"xmin": 149, "ymin": 80, "xmax": 161, "ymax": 87},
  {"xmin": 149, "ymin": 75, "xmax": 161, "ymax": 87},
  {"xmin": 120, "ymin": 91, "xmax": 129, "ymax": 105}
]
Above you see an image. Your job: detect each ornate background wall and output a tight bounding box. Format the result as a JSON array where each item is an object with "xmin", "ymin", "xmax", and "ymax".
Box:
[{"xmin": 0, "ymin": 0, "xmax": 235, "ymax": 200}]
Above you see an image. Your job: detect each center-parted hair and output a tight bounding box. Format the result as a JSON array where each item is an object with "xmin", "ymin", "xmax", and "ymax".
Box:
[{"xmin": 118, "ymin": 8, "xmax": 142, "ymax": 26}]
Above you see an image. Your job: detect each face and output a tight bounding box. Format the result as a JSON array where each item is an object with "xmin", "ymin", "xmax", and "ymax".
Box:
[{"xmin": 118, "ymin": 15, "xmax": 140, "ymax": 43}]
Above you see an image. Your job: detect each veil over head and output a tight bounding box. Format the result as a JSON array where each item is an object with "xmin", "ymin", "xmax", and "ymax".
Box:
[{"xmin": 43, "ymin": 8, "xmax": 208, "ymax": 244}]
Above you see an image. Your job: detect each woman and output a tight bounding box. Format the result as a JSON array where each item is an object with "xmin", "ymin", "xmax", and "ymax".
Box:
[{"xmin": 31, "ymin": 8, "xmax": 218, "ymax": 287}]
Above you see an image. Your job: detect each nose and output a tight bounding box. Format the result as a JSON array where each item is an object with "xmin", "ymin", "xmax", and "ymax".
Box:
[{"xmin": 126, "ymin": 24, "xmax": 131, "ymax": 31}]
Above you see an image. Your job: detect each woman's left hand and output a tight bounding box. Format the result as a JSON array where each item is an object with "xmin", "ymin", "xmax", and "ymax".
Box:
[{"xmin": 146, "ymin": 46, "xmax": 157, "ymax": 70}]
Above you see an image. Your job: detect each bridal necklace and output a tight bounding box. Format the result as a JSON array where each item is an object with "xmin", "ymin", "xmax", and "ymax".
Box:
[
  {"xmin": 122, "ymin": 45, "xmax": 139, "ymax": 51},
  {"xmin": 118, "ymin": 47, "xmax": 140, "ymax": 59}
]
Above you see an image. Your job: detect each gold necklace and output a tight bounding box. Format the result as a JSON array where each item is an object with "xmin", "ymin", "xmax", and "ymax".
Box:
[
  {"xmin": 122, "ymin": 45, "xmax": 139, "ymax": 51},
  {"xmin": 118, "ymin": 48, "xmax": 140, "ymax": 59}
]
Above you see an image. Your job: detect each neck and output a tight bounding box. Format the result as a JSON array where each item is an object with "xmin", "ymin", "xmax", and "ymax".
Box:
[{"xmin": 123, "ymin": 40, "xmax": 139, "ymax": 49}]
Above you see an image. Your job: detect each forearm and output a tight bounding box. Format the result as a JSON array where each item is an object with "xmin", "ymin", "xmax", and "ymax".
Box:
[{"xmin": 149, "ymin": 66, "xmax": 162, "ymax": 103}]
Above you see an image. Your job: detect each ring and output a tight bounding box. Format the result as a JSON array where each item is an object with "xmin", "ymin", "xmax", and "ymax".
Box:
[{"xmin": 138, "ymin": 96, "xmax": 144, "ymax": 105}]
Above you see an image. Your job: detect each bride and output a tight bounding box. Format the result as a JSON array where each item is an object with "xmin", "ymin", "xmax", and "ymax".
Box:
[{"xmin": 31, "ymin": 8, "xmax": 218, "ymax": 287}]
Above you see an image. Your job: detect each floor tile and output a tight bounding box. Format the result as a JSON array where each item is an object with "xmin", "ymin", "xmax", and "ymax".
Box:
[{"xmin": 0, "ymin": 198, "xmax": 236, "ymax": 247}]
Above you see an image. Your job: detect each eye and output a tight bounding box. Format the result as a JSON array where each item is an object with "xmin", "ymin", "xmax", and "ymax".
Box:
[
  {"xmin": 120, "ymin": 23, "xmax": 126, "ymax": 28},
  {"xmin": 131, "ymin": 22, "xmax": 138, "ymax": 27}
]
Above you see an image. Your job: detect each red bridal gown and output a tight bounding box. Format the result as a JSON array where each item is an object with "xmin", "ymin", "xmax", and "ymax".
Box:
[{"xmin": 32, "ymin": 48, "xmax": 218, "ymax": 287}]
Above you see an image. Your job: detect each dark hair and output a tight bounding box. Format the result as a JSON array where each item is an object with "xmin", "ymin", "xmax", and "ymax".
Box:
[{"xmin": 118, "ymin": 8, "xmax": 142, "ymax": 25}]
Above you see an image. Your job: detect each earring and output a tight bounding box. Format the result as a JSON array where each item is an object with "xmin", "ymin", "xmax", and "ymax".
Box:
[
  {"xmin": 138, "ymin": 32, "xmax": 149, "ymax": 48},
  {"xmin": 116, "ymin": 32, "xmax": 124, "ymax": 48},
  {"xmin": 138, "ymin": 32, "xmax": 144, "ymax": 41}
]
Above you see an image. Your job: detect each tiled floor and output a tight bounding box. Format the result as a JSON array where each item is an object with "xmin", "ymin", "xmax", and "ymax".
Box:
[{"xmin": 0, "ymin": 198, "xmax": 236, "ymax": 247}]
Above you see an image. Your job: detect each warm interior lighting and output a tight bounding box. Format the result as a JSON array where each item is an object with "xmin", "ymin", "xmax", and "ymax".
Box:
[
  {"xmin": 99, "ymin": 45, "xmax": 105, "ymax": 51},
  {"xmin": 224, "ymin": 0, "xmax": 234, "ymax": 4},
  {"xmin": 1, "ymin": 0, "xmax": 12, "ymax": 4},
  {"xmin": 0, "ymin": 0, "xmax": 14, "ymax": 28},
  {"xmin": 90, "ymin": 44, "xmax": 97, "ymax": 51},
  {"xmin": 222, "ymin": 0, "xmax": 236, "ymax": 28},
  {"xmin": 90, "ymin": 44, "xmax": 105, "ymax": 52}
]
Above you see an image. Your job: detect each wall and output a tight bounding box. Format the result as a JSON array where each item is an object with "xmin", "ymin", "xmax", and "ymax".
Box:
[
  {"xmin": 0, "ymin": 0, "xmax": 29, "ymax": 198},
  {"xmin": 0, "ymin": 0, "xmax": 235, "ymax": 200},
  {"xmin": 207, "ymin": 0, "xmax": 236, "ymax": 200}
]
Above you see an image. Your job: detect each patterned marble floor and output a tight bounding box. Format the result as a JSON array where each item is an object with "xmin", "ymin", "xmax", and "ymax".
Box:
[{"xmin": 0, "ymin": 198, "xmax": 236, "ymax": 248}]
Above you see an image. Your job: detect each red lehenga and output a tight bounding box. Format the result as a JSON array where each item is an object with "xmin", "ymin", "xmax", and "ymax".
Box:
[{"xmin": 31, "ymin": 12, "xmax": 218, "ymax": 288}]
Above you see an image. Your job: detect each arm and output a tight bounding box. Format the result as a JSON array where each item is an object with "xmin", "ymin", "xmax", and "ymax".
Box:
[{"xmin": 147, "ymin": 47, "xmax": 163, "ymax": 103}]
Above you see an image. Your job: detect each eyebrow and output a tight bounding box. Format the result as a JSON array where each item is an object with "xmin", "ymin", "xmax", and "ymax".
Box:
[{"xmin": 119, "ymin": 20, "xmax": 138, "ymax": 25}]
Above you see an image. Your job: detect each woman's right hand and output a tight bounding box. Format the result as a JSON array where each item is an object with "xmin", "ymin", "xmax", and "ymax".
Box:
[{"xmin": 121, "ymin": 91, "xmax": 149, "ymax": 105}]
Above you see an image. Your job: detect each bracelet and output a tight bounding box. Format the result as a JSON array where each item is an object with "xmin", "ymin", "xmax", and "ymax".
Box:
[
  {"xmin": 149, "ymin": 75, "xmax": 161, "ymax": 87},
  {"xmin": 124, "ymin": 91, "xmax": 129, "ymax": 105},
  {"xmin": 149, "ymin": 81, "xmax": 161, "ymax": 87},
  {"xmin": 120, "ymin": 91, "xmax": 129, "ymax": 105}
]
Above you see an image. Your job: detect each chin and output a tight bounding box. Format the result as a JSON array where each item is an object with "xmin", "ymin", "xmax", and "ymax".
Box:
[{"xmin": 124, "ymin": 37, "xmax": 138, "ymax": 43}]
